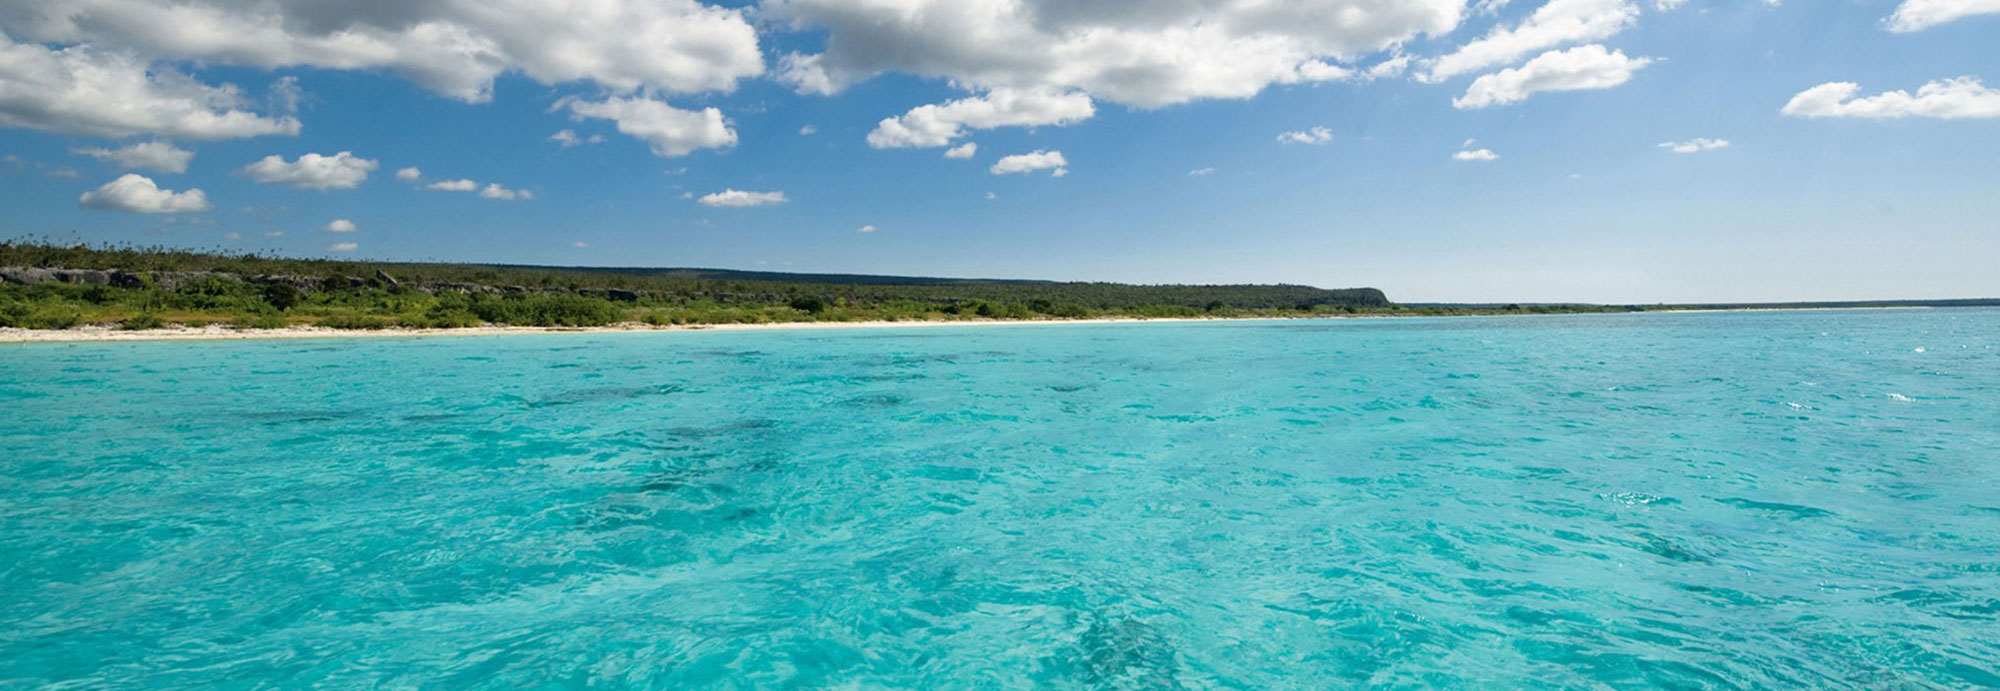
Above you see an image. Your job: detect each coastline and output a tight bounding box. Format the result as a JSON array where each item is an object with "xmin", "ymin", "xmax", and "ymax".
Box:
[
  {"xmin": 0, "ymin": 305, "xmax": 1952, "ymax": 344},
  {"xmin": 0, "ymin": 316, "xmax": 1267, "ymax": 344}
]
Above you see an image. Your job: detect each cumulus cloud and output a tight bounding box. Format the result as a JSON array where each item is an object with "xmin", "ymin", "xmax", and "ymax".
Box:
[
  {"xmin": 479, "ymin": 183, "xmax": 533, "ymax": 200},
  {"xmin": 325, "ymin": 219, "xmax": 356, "ymax": 232},
  {"xmin": 1, "ymin": 0, "xmax": 764, "ymax": 103},
  {"xmin": 1659, "ymin": 137, "xmax": 1729, "ymax": 153},
  {"xmin": 990, "ymin": 150, "xmax": 1068, "ymax": 176},
  {"xmin": 944, "ymin": 142, "xmax": 978, "ymax": 159},
  {"xmin": 1885, "ymin": 0, "xmax": 2000, "ymax": 32},
  {"xmin": 395, "ymin": 166, "xmax": 421, "ymax": 182},
  {"xmin": 77, "ymin": 173, "xmax": 210, "ymax": 213},
  {"xmin": 74, "ymin": 140, "xmax": 193, "ymax": 173},
  {"xmin": 765, "ymin": 0, "xmax": 1467, "ymax": 108},
  {"xmin": 427, "ymin": 178, "xmax": 477, "ymax": 191},
  {"xmin": 243, "ymin": 151, "xmax": 378, "ymax": 189},
  {"xmin": 1277, "ymin": 126, "xmax": 1334, "ymax": 145},
  {"xmin": 1782, "ymin": 77, "xmax": 2000, "ymax": 119},
  {"xmin": 549, "ymin": 129, "xmax": 602, "ymax": 147},
  {"xmin": 327, "ymin": 241, "xmax": 357, "ymax": 253},
  {"xmin": 0, "ymin": 33, "xmax": 299, "ymax": 139},
  {"xmin": 1426, "ymin": 0, "xmax": 1639, "ymax": 82},
  {"xmin": 857, "ymin": 224, "xmax": 877, "ymax": 233},
  {"xmin": 419, "ymin": 176, "xmax": 529, "ymax": 199},
  {"xmin": 562, "ymin": 96, "xmax": 735, "ymax": 157},
  {"xmin": 1453, "ymin": 44, "xmax": 1653, "ymax": 109},
  {"xmin": 697, "ymin": 189, "xmax": 787, "ymax": 207},
  {"xmin": 867, "ymin": 88, "xmax": 1094, "ymax": 148},
  {"xmin": 1454, "ymin": 148, "xmax": 1500, "ymax": 161}
]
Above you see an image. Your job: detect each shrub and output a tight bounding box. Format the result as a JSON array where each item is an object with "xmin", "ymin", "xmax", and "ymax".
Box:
[
  {"xmin": 789, "ymin": 296, "xmax": 827, "ymax": 314},
  {"xmin": 400, "ymin": 306, "xmax": 480, "ymax": 329},
  {"xmin": 121, "ymin": 313, "xmax": 167, "ymax": 330},
  {"xmin": 232, "ymin": 313, "xmax": 288, "ymax": 330},
  {"xmin": 1044, "ymin": 302, "xmax": 1091, "ymax": 319},
  {"xmin": 262, "ymin": 283, "xmax": 300, "ymax": 311},
  {"xmin": 0, "ymin": 302, "xmax": 85, "ymax": 330},
  {"xmin": 470, "ymin": 294, "xmax": 624, "ymax": 327},
  {"xmin": 318, "ymin": 312, "xmax": 391, "ymax": 330}
]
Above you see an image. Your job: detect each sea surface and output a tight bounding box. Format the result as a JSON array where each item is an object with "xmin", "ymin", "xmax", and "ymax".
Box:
[{"xmin": 3, "ymin": 310, "xmax": 1998, "ymax": 688}]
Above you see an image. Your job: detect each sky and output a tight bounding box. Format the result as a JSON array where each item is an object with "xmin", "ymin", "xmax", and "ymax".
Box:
[{"xmin": 2, "ymin": 0, "xmax": 1997, "ymax": 304}]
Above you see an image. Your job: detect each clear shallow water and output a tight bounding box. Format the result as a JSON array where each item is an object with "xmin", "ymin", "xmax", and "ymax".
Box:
[{"xmin": 3, "ymin": 310, "xmax": 1998, "ymax": 689}]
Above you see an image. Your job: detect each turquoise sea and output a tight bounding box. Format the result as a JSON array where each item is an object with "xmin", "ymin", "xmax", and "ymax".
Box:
[{"xmin": 3, "ymin": 310, "xmax": 1998, "ymax": 688}]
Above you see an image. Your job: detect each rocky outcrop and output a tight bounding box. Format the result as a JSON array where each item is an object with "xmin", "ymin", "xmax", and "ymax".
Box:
[{"xmin": 1, "ymin": 267, "xmax": 150, "ymax": 289}]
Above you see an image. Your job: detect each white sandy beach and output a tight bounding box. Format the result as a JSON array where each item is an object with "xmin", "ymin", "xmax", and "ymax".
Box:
[
  {"xmin": 0, "ymin": 316, "xmax": 1270, "ymax": 344},
  {"xmin": 0, "ymin": 306, "xmax": 1949, "ymax": 344}
]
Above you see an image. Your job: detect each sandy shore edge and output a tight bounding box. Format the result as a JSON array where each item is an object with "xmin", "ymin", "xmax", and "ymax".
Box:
[
  {"xmin": 0, "ymin": 306, "xmax": 1945, "ymax": 344},
  {"xmin": 0, "ymin": 316, "xmax": 1266, "ymax": 344}
]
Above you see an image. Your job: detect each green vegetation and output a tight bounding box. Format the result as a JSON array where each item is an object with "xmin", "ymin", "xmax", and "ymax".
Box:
[
  {"xmin": 19, "ymin": 240, "xmax": 1969, "ymax": 332},
  {"xmin": 1, "ymin": 241, "xmax": 1452, "ymax": 330}
]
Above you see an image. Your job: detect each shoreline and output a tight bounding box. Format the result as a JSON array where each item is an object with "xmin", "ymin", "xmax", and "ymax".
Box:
[
  {"xmin": 0, "ymin": 305, "xmax": 1955, "ymax": 344},
  {"xmin": 0, "ymin": 316, "xmax": 1263, "ymax": 344}
]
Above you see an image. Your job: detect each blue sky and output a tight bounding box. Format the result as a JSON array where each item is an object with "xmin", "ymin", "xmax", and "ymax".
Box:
[{"xmin": 2, "ymin": 0, "xmax": 1996, "ymax": 303}]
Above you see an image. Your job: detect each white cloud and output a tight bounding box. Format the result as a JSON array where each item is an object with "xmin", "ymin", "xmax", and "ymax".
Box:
[
  {"xmin": 573, "ymin": 241, "xmax": 589, "ymax": 248},
  {"xmin": 766, "ymin": 0, "xmax": 1467, "ymax": 109},
  {"xmin": 324, "ymin": 218, "xmax": 357, "ymax": 233},
  {"xmin": 990, "ymin": 150, "xmax": 1068, "ymax": 176},
  {"xmin": 798, "ymin": 124, "xmax": 817, "ymax": 135},
  {"xmin": 1454, "ymin": 148, "xmax": 1500, "ymax": 161},
  {"xmin": 868, "ymin": 88, "xmax": 1094, "ymax": 148},
  {"xmin": 549, "ymin": 129, "xmax": 602, "ymax": 147},
  {"xmin": 985, "ymin": 191, "xmax": 997, "ymax": 200},
  {"xmin": 427, "ymin": 178, "xmax": 477, "ymax": 191},
  {"xmin": 3, "ymin": 0, "xmax": 764, "ymax": 103},
  {"xmin": 327, "ymin": 241, "xmax": 357, "ymax": 253},
  {"xmin": 1365, "ymin": 55, "xmax": 1413, "ymax": 81},
  {"xmin": 1426, "ymin": 0, "xmax": 1640, "ymax": 82},
  {"xmin": 395, "ymin": 166, "xmax": 421, "ymax": 182},
  {"xmin": 944, "ymin": 142, "xmax": 978, "ymax": 159},
  {"xmin": 1659, "ymin": 137, "xmax": 1729, "ymax": 153},
  {"xmin": 74, "ymin": 140, "xmax": 194, "ymax": 173},
  {"xmin": 857, "ymin": 224, "xmax": 877, "ymax": 233},
  {"xmin": 1277, "ymin": 126, "xmax": 1334, "ymax": 145},
  {"xmin": 243, "ymin": 151, "xmax": 378, "ymax": 189},
  {"xmin": 1188, "ymin": 167, "xmax": 1217, "ymax": 176},
  {"xmin": 0, "ymin": 33, "xmax": 299, "ymax": 140},
  {"xmin": 697, "ymin": 189, "xmax": 787, "ymax": 207},
  {"xmin": 1886, "ymin": 0, "xmax": 2000, "ymax": 32},
  {"xmin": 479, "ymin": 183, "xmax": 532, "ymax": 200},
  {"xmin": 562, "ymin": 96, "xmax": 735, "ymax": 157},
  {"xmin": 1782, "ymin": 77, "xmax": 2000, "ymax": 119},
  {"xmin": 263, "ymin": 230, "xmax": 284, "ymax": 237},
  {"xmin": 77, "ymin": 173, "xmax": 210, "ymax": 213},
  {"xmin": 1454, "ymin": 44, "xmax": 1653, "ymax": 109}
]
